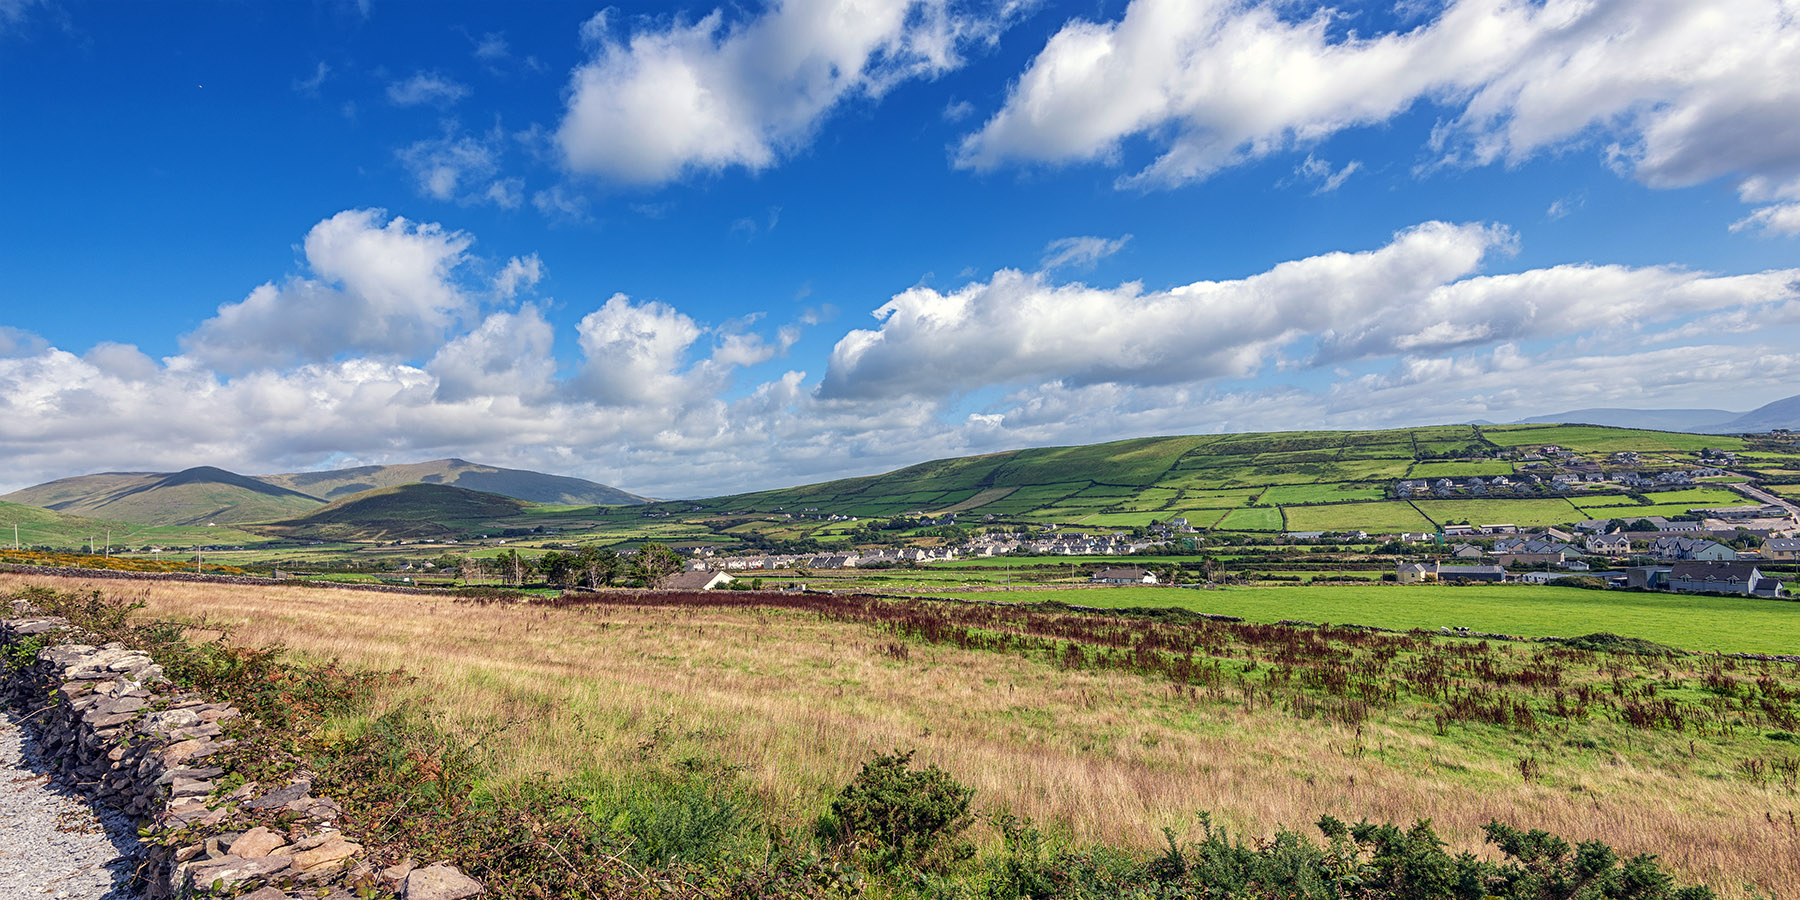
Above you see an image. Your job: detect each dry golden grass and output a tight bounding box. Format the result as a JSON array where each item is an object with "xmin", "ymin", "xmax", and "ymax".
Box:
[{"xmin": 7, "ymin": 571, "xmax": 1797, "ymax": 896}]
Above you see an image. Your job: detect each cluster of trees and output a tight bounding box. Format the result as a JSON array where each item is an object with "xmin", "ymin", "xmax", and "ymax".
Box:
[
  {"xmin": 434, "ymin": 542, "xmax": 687, "ymax": 590},
  {"xmin": 848, "ymin": 516, "xmax": 974, "ymax": 547}
]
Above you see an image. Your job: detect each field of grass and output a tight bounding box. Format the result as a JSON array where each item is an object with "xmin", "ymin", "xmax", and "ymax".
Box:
[
  {"xmin": 951, "ymin": 583, "xmax": 1800, "ymax": 655},
  {"xmin": 1411, "ymin": 498, "xmax": 1585, "ymax": 527},
  {"xmin": 1406, "ymin": 460, "xmax": 1515, "ymax": 477},
  {"xmin": 1281, "ymin": 501, "xmax": 1434, "ymax": 533},
  {"xmin": 1577, "ymin": 487, "xmax": 1756, "ymax": 509},
  {"xmin": 1259, "ymin": 483, "xmax": 1386, "ymax": 504},
  {"xmin": 1216, "ymin": 506, "xmax": 1283, "ymax": 531},
  {"xmin": 1482, "ymin": 425, "xmax": 1744, "ymax": 453},
  {"xmin": 1579, "ymin": 502, "xmax": 1767, "ymax": 521},
  {"xmin": 7, "ymin": 571, "xmax": 1793, "ymax": 898},
  {"xmin": 0, "ymin": 499, "xmax": 274, "ymax": 549}
]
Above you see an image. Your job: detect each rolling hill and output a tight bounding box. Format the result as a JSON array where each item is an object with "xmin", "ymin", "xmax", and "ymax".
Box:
[
  {"xmin": 255, "ymin": 458, "xmax": 650, "ymax": 506},
  {"xmin": 252, "ymin": 482, "xmax": 531, "ymax": 541},
  {"xmin": 1, "ymin": 466, "xmax": 325, "ymax": 526},
  {"xmin": 4, "ymin": 459, "xmax": 647, "ymax": 529},
  {"xmin": 672, "ymin": 423, "xmax": 1773, "ymax": 534},
  {"xmin": 0, "ymin": 499, "xmax": 270, "ymax": 550},
  {"xmin": 0, "ymin": 499, "xmax": 129, "ymax": 549}
]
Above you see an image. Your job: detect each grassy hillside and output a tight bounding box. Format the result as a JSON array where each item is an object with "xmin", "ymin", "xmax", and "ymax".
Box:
[
  {"xmin": 0, "ymin": 499, "xmax": 269, "ymax": 549},
  {"xmin": 257, "ymin": 457, "xmax": 650, "ymax": 506},
  {"xmin": 254, "ymin": 482, "xmax": 530, "ymax": 541},
  {"xmin": 675, "ymin": 424, "xmax": 1766, "ymax": 534},
  {"xmin": 2, "ymin": 466, "xmax": 324, "ymax": 526}
]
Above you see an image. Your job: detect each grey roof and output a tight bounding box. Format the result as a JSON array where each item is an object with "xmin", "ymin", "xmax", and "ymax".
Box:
[{"xmin": 1668, "ymin": 562, "xmax": 1761, "ymax": 582}]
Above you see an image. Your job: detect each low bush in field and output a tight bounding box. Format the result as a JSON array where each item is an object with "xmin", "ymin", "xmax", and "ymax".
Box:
[{"xmin": 817, "ymin": 749, "xmax": 975, "ymax": 873}]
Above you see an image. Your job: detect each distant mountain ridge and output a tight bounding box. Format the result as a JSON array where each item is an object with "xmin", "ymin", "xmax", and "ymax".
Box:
[
  {"xmin": 2, "ymin": 458, "xmax": 647, "ymax": 526},
  {"xmin": 1517, "ymin": 393, "xmax": 1800, "ymax": 434},
  {"xmin": 1, "ymin": 467, "xmax": 324, "ymax": 526},
  {"xmin": 256, "ymin": 458, "xmax": 650, "ymax": 507}
]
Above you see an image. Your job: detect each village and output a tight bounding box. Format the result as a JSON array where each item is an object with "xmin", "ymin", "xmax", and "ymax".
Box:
[{"xmin": 659, "ymin": 442, "xmax": 1800, "ymax": 600}]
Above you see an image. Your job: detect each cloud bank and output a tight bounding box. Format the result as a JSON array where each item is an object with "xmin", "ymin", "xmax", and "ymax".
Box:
[
  {"xmin": 3, "ymin": 209, "xmax": 1797, "ymax": 498},
  {"xmin": 957, "ymin": 0, "xmax": 1800, "ymax": 222}
]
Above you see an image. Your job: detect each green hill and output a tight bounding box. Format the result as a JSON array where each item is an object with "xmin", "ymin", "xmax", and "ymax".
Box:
[
  {"xmin": 0, "ymin": 499, "xmax": 268, "ymax": 550},
  {"xmin": 256, "ymin": 457, "xmax": 649, "ymax": 506},
  {"xmin": 253, "ymin": 482, "xmax": 531, "ymax": 541},
  {"xmin": 674, "ymin": 424, "xmax": 1766, "ymax": 534},
  {"xmin": 1, "ymin": 466, "xmax": 325, "ymax": 526}
]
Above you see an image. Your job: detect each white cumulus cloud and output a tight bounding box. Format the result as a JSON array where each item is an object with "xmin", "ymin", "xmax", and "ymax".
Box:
[
  {"xmin": 820, "ymin": 220, "xmax": 1800, "ymax": 401},
  {"xmin": 557, "ymin": 0, "xmax": 1010, "ymax": 184},
  {"xmin": 958, "ymin": 0, "xmax": 1800, "ymax": 210},
  {"xmin": 181, "ymin": 209, "xmax": 476, "ymax": 372}
]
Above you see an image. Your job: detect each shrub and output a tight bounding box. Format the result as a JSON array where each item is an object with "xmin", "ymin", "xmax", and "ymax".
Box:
[
  {"xmin": 819, "ymin": 749, "xmax": 974, "ymax": 872},
  {"xmin": 1548, "ymin": 575, "xmax": 1607, "ymax": 590}
]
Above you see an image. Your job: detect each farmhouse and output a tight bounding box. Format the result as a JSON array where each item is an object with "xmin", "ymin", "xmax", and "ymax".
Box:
[
  {"xmin": 1395, "ymin": 562, "xmax": 1506, "ymax": 583},
  {"xmin": 1650, "ymin": 536, "xmax": 1737, "ymax": 562},
  {"xmin": 1585, "ymin": 534, "xmax": 1629, "ymax": 555},
  {"xmin": 1092, "ymin": 567, "xmax": 1157, "ymax": 585},
  {"xmin": 1765, "ymin": 537, "xmax": 1800, "ymax": 560},
  {"xmin": 664, "ymin": 570, "xmax": 736, "ymax": 591},
  {"xmin": 1667, "ymin": 562, "xmax": 1788, "ymax": 598}
]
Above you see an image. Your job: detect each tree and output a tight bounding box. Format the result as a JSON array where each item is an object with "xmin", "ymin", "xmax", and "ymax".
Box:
[
  {"xmin": 495, "ymin": 548, "xmax": 527, "ymax": 587},
  {"xmin": 631, "ymin": 542, "xmax": 683, "ymax": 589},
  {"xmin": 536, "ymin": 550, "xmax": 581, "ymax": 588},
  {"xmin": 577, "ymin": 544, "xmax": 620, "ymax": 588}
]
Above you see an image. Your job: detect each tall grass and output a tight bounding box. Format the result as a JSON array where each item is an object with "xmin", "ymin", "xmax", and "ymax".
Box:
[{"xmin": 4, "ymin": 571, "xmax": 1795, "ymax": 897}]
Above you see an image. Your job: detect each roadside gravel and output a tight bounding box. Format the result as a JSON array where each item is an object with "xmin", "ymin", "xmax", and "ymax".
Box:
[{"xmin": 0, "ymin": 711, "xmax": 142, "ymax": 900}]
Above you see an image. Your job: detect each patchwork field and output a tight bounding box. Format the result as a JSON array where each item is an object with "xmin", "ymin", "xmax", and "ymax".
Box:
[{"xmin": 1411, "ymin": 498, "xmax": 1586, "ymax": 527}]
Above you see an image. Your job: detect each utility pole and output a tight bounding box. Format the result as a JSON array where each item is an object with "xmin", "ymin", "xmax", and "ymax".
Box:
[{"xmin": 105, "ymin": 530, "xmax": 110, "ymax": 558}]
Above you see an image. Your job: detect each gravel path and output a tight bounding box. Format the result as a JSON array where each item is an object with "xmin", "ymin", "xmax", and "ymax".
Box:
[{"xmin": 0, "ymin": 711, "xmax": 142, "ymax": 900}]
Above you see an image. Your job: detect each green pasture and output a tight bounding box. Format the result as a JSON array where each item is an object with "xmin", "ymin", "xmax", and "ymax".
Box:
[
  {"xmin": 1281, "ymin": 501, "xmax": 1434, "ymax": 533},
  {"xmin": 1481, "ymin": 425, "xmax": 1743, "ymax": 453},
  {"xmin": 1407, "ymin": 461, "xmax": 1515, "ymax": 478},
  {"xmin": 1312, "ymin": 458, "xmax": 1415, "ymax": 481},
  {"xmin": 1338, "ymin": 442, "xmax": 1414, "ymax": 460},
  {"xmin": 1577, "ymin": 487, "xmax": 1752, "ymax": 509},
  {"xmin": 1217, "ymin": 507, "xmax": 1283, "ymax": 531},
  {"xmin": 941, "ymin": 583, "xmax": 1800, "ymax": 655},
  {"xmin": 1260, "ymin": 483, "xmax": 1386, "ymax": 504},
  {"xmin": 1577, "ymin": 503, "xmax": 1765, "ymax": 521},
  {"xmin": 1411, "ymin": 498, "xmax": 1584, "ymax": 528}
]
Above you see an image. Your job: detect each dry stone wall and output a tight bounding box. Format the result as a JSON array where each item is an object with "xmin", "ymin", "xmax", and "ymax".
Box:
[{"xmin": 2, "ymin": 602, "xmax": 483, "ymax": 900}]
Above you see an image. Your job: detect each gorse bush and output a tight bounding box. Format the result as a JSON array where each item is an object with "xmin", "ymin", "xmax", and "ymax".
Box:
[
  {"xmin": 819, "ymin": 749, "xmax": 975, "ymax": 872},
  {"xmin": 961, "ymin": 813, "xmax": 1715, "ymax": 900}
]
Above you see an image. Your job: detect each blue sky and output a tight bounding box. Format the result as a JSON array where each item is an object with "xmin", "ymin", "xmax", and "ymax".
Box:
[{"xmin": 2, "ymin": 0, "xmax": 1798, "ymax": 498}]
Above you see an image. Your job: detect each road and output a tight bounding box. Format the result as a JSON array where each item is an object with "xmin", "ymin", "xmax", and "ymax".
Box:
[{"xmin": 1724, "ymin": 478, "xmax": 1800, "ymax": 523}]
